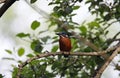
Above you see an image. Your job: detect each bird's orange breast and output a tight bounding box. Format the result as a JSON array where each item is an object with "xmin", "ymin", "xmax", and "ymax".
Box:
[{"xmin": 59, "ymin": 37, "xmax": 72, "ymax": 52}]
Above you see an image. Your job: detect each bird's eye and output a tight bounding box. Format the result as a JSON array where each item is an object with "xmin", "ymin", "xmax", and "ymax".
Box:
[
  {"xmin": 65, "ymin": 34, "xmax": 69, "ymax": 37},
  {"xmin": 63, "ymin": 34, "xmax": 68, "ymax": 38}
]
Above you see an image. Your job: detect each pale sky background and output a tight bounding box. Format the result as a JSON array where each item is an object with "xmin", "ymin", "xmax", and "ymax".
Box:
[{"xmin": 0, "ymin": 0, "xmax": 120, "ymax": 78}]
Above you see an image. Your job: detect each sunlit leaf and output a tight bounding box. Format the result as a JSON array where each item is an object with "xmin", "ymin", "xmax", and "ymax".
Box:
[
  {"xmin": 16, "ymin": 33, "xmax": 30, "ymax": 38},
  {"xmin": 88, "ymin": 21, "xmax": 100, "ymax": 29},
  {"xmin": 79, "ymin": 26, "xmax": 87, "ymax": 34},
  {"xmin": 27, "ymin": 53, "xmax": 34, "ymax": 57},
  {"xmin": 73, "ymin": 6, "xmax": 80, "ymax": 10},
  {"xmin": 31, "ymin": 20, "xmax": 40, "ymax": 30},
  {"xmin": 18, "ymin": 47, "xmax": 25, "ymax": 56},
  {"xmin": 105, "ymin": 30, "xmax": 109, "ymax": 35},
  {"xmin": 51, "ymin": 45, "xmax": 58, "ymax": 52},
  {"xmin": 65, "ymin": 6, "xmax": 73, "ymax": 14}
]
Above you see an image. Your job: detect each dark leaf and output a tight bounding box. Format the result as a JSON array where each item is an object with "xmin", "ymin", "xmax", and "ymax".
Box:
[
  {"xmin": 5, "ymin": 49, "xmax": 12, "ymax": 54},
  {"xmin": 53, "ymin": 6, "xmax": 60, "ymax": 12},
  {"xmin": 30, "ymin": 0, "xmax": 37, "ymax": 4},
  {"xmin": 30, "ymin": 40, "xmax": 43, "ymax": 53},
  {"xmin": 41, "ymin": 36, "xmax": 50, "ymax": 43},
  {"xmin": 105, "ymin": 30, "xmax": 109, "ymax": 35},
  {"xmin": 104, "ymin": 14, "xmax": 111, "ymax": 21},
  {"xmin": 34, "ymin": 43, "xmax": 43, "ymax": 53}
]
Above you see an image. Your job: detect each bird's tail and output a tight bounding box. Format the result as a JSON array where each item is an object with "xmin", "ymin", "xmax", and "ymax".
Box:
[
  {"xmin": 64, "ymin": 54, "xmax": 69, "ymax": 57},
  {"xmin": 63, "ymin": 52, "xmax": 70, "ymax": 57}
]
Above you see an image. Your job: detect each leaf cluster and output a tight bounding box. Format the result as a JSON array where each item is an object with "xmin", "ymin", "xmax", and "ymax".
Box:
[
  {"xmin": 86, "ymin": 0, "xmax": 120, "ymax": 21},
  {"xmin": 3, "ymin": 0, "xmax": 120, "ymax": 78}
]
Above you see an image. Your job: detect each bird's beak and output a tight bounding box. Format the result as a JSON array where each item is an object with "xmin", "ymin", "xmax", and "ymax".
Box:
[{"xmin": 56, "ymin": 32, "xmax": 61, "ymax": 35}]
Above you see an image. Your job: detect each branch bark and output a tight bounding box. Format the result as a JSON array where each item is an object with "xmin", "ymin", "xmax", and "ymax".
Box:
[
  {"xmin": 0, "ymin": 0, "xmax": 6, "ymax": 4},
  {"xmin": 94, "ymin": 46, "xmax": 120, "ymax": 78},
  {"xmin": 16, "ymin": 45, "xmax": 118, "ymax": 78},
  {"xmin": 0, "ymin": 0, "xmax": 17, "ymax": 17}
]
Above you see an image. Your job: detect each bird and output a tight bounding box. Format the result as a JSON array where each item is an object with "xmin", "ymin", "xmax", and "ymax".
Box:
[{"xmin": 56, "ymin": 32, "xmax": 72, "ymax": 57}]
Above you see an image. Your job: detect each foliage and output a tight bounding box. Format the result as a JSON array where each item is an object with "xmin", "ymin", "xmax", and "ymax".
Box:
[
  {"xmin": 86, "ymin": 0, "xmax": 120, "ymax": 22},
  {"xmin": 3, "ymin": 0, "xmax": 120, "ymax": 78},
  {"xmin": 0, "ymin": 74, "xmax": 4, "ymax": 78}
]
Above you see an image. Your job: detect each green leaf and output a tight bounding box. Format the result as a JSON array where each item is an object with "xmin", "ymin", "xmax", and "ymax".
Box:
[
  {"xmin": 18, "ymin": 47, "xmax": 25, "ymax": 56},
  {"xmin": 30, "ymin": 40, "xmax": 43, "ymax": 53},
  {"xmin": 0, "ymin": 74, "xmax": 4, "ymax": 78},
  {"xmin": 41, "ymin": 36, "xmax": 50, "ymax": 43},
  {"xmin": 65, "ymin": 6, "xmax": 73, "ymax": 14},
  {"xmin": 12, "ymin": 67, "xmax": 18, "ymax": 78},
  {"xmin": 27, "ymin": 53, "xmax": 34, "ymax": 57},
  {"xmin": 51, "ymin": 45, "xmax": 58, "ymax": 52},
  {"xmin": 79, "ymin": 26, "xmax": 87, "ymax": 34},
  {"xmin": 31, "ymin": 20, "xmax": 40, "ymax": 30},
  {"xmin": 71, "ymin": 38, "xmax": 78, "ymax": 51},
  {"xmin": 73, "ymin": 6, "xmax": 80, "ymax": 10},
  {"xmin": 16, "ymin": 33, "xmax": 30, "ymax": 38},
  {"xmin": 5, "ymin": 49, "xmax": 12, "ymax": 54},
  {"xmin": 88, "ymin": 21, "xmax": 100, "ymax": 29},
  {"xmin": 30, "ymin": 0, "xmax": 37, "ymax": 4},
  {"xmin": 104, "ymin": 14, "xmax": 111, "ymax": 21},
  {"xmin": 52, "ymin": 61, "xmax": 61, "ymax": 70}
]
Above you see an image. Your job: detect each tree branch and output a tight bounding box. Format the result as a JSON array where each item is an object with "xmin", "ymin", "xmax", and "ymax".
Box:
[
  {"xmin": 0, "ymin": 0, "xmax": 6, "ymax": 4},
  {"xmin": 16, "ymin": 45, "xmax": 119, "ymax": 78},
  {"xmin": 94, "ymin": 46, "xmax": 120, "ymax": 78},
  {"xmin": 24, "ymin": 0, "xmax": 50, "ymax": 19},
  {"xmin": 24, "ymin": 0, "xmax": 101, "ymax": 53},
  {"xmin": 0, "ymin": 0, "xmax": 17, "ymax": 17}
]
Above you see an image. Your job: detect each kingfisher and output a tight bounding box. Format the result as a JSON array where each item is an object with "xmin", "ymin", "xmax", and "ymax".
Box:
[{"xmin": 56, "ymin": 32, "xmax": 72, "ymax": 57}]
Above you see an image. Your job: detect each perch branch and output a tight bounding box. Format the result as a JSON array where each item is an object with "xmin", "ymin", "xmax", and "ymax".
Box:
[
  {"xmin": 16, "ymin": 45, "xmax": 118, "ymax": 78},
  {"xmin": 16, "ymin": 1, "xmax": 120, "ymax": 78}
]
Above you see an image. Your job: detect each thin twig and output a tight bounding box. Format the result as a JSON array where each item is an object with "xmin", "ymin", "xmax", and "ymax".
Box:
[
  {"xmin": 94, "ymin": 47, "xmax": 120, "ymax": 78},
  {"xmin": 113, "ymin": 31, "xmax": 120, "ymax": 39},
  {"xmin": 24, "ymin": 0, "xmax": 50, "ymax": 19},
  {"xmin": 72, "ymin": 32, "xmax": 100, "ymax": 51},
  {"xmin": 104, "ymin": 20, "xmax": 118, "ymax": 30}
]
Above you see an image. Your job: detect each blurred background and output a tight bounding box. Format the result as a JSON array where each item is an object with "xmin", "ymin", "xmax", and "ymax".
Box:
[{"xmin": 0, "ymin": 0, "xmax": 120, "ymax": 78}]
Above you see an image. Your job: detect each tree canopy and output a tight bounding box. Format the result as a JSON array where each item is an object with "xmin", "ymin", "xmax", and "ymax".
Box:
[{"xmin": 0, "ymin": 0, "xmax": 120, "ymax": 78}]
